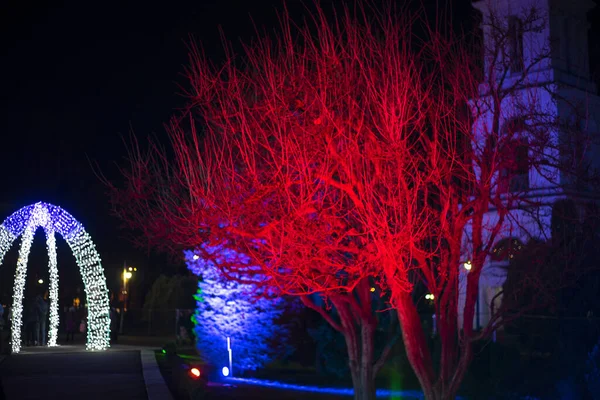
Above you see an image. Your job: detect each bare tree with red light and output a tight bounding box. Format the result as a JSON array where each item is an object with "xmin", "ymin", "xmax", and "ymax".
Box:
[
  {"xmin": 107, "ymin": 4, "xmax": 424, "ymax": 399},
  {"xmin": 381, "ymin": 5, "xmax": 597, "ymax": 399},
  {"xmin": 105, "ymin": 2, "xmax": 596, "ymax": 400}
]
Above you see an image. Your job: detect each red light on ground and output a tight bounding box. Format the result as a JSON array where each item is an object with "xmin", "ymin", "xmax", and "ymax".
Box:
[{"xmin": 189, "ymin": 368, "xmax": 201, "ymax": 378}]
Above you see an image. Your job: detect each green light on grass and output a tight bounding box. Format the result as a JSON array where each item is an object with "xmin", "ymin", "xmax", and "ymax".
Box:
[
  {"xmin": 178, "ymin": 354, "xmax": 204, "ymax": 362},
  {"xmin": 388, "ymin": 369, "xmax": 403, "ymax": 400},
  {"xmin": 162, "ymin": 349, "xmax": 166, "ymax": 354}
]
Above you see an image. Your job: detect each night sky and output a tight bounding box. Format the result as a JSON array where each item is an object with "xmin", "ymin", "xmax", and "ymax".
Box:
[
  {"xmin": 0, "ymin": 0, "xmax": 349, "ymax": 304},
  {"xmin": 0, "ymin": 0, "xmax": 598, "ymax": 305}
]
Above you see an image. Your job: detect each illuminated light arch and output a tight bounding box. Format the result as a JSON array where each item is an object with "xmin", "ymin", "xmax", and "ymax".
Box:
[{"xmin": 0, "ymin": 202, "xmax": 110, "ymax": 353}]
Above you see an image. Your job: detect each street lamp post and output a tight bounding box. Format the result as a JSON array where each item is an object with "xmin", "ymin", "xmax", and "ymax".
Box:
[
  {"xmin": 119, "ymin": 263, "xmax": 136, "ymax": 335},
  {"xmin": 463, "ymin": 260, "xmax": 480, "ymax": 330}
]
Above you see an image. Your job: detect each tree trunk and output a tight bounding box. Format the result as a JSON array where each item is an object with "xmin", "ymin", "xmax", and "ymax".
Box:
[
  {"xmin": 395, "ymin": 291, "xmax": 468, "ymax": 400},
  {"xmin": 359, "ymin": 322, "xmax": 377, "ymax": 400},
  {"xmin": 395, "ymin": 291, "xmax": 437, "ymax": 400},
  {"xmin": 341, "ymin": 307, "xmax": 377, "ymax": 400},
  {"xmin": 348, "ymin": 358, "xmax": 376, "ymax": 400}
]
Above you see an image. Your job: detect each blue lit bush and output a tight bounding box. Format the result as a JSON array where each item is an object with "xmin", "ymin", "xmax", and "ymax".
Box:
[{"xmin": 184, "ymin": 248, "xmax": 287, "ymax": 374}]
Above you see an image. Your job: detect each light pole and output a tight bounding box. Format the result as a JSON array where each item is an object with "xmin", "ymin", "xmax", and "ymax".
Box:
[
  {"xmin": 119, "ymin": 263, "xmax": 136, "ymax": 335},
  {"xmin": 463, "ymin": 260, "xmax": 480, "ymax": 330}
]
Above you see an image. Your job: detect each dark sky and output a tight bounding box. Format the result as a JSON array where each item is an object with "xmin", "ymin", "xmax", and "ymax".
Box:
[
  {"xmin": 0, "ymin": 0, "xmax": 295, "ymax": 301},
  {"xmin": 0, "ymin": 0, "xmax": 369, "ymax": 303},
  {"xmin": 0, "ymin": 0, "xmax": 598, "ymax": 303}
]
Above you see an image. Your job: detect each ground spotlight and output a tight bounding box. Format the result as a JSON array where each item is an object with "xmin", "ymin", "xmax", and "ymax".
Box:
[
  {"xmin": 189, "ymin": 367, "xmax": 201, "ymax": 379},
  {"xmin": 222, "ymin": 366, "xmax": 230, "ymax": 377}
]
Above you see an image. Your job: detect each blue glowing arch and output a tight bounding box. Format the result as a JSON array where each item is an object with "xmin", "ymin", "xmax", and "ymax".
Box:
[{"xmin": 0, "ymin": 202, "xmax": 110, "ymax": 352}]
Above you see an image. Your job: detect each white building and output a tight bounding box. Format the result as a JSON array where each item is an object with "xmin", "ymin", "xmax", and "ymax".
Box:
[{"xmin": 460, "ymin": 0, "xmax": 600, "ymax": 330}]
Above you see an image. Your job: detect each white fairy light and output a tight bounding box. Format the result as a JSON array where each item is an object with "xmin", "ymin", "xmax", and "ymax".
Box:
[
  {"xmin": 0, "ymin": 202, "xmax": 111, "ymax": 353},
  {"xmin": 11, "ymin": 215, "xmax": 36, "ymax": 353},
  {"xmin": 0, "ymin": 225, "xmax": 16, "ymax": 265},
  {"xmin": 45, "ymin": 228, "xmax": 59, "ymax": 347}
]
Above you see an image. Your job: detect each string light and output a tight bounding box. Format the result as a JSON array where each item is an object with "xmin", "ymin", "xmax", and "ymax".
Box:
[
  {"xmin": 0, "ymin": 202, "xmax": 111, "ymax": 353},
  {"xmin": 11, "ymin": 212, "xmax": 38, "ymax": 352},
  {"xmin": 45, "ymin": 228, "xmax": 59, "ymax": 347}
]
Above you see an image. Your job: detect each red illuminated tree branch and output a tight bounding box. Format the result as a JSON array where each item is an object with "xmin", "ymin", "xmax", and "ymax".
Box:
[
  {"xmin": 380, "ymin": 5, "xmax": 597, "ymax": 399},
  {"xmin": 105, "ymin": 2, "xmax": 596, "ymax": 400},
  {"xmin": 107, "ymin": 4, "xmax": 424, "ymax": 400}
]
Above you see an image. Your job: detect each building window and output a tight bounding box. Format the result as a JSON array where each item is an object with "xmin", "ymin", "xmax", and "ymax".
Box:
[
  {"xmin": 512, "ymin": 141, "xmax": 529, "ymax": 191},
  {"xmin": 508, "ymin": 16, "xmax": 524, "ymax": 73},
  {"xmin": 499, "ymin": 139, "xmax": 529, "ymax": 193}
]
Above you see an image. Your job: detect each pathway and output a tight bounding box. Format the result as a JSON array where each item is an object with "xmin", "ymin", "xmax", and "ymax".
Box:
[
  {"xmin": 0, "ymin": 345, "xmax": 149, "ymax": 400},
  {"xmin": 0, "ymin": 345, "xmax": 428, "ymax": 400}
]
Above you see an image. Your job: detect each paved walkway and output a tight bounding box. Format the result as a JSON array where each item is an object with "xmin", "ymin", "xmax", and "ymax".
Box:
[
  {"xmin": 0, "ymin": 345, "xmax": 155, "ymax": 400},
  {"xmin": 0, "ymin": 345, "xmax": 428, "ymax": 400}
]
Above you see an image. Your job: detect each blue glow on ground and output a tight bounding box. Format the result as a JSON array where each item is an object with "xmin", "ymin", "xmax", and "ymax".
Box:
[{"xmin": 225, "ymin": 377, "xmax": 458, "ymax": 399}]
